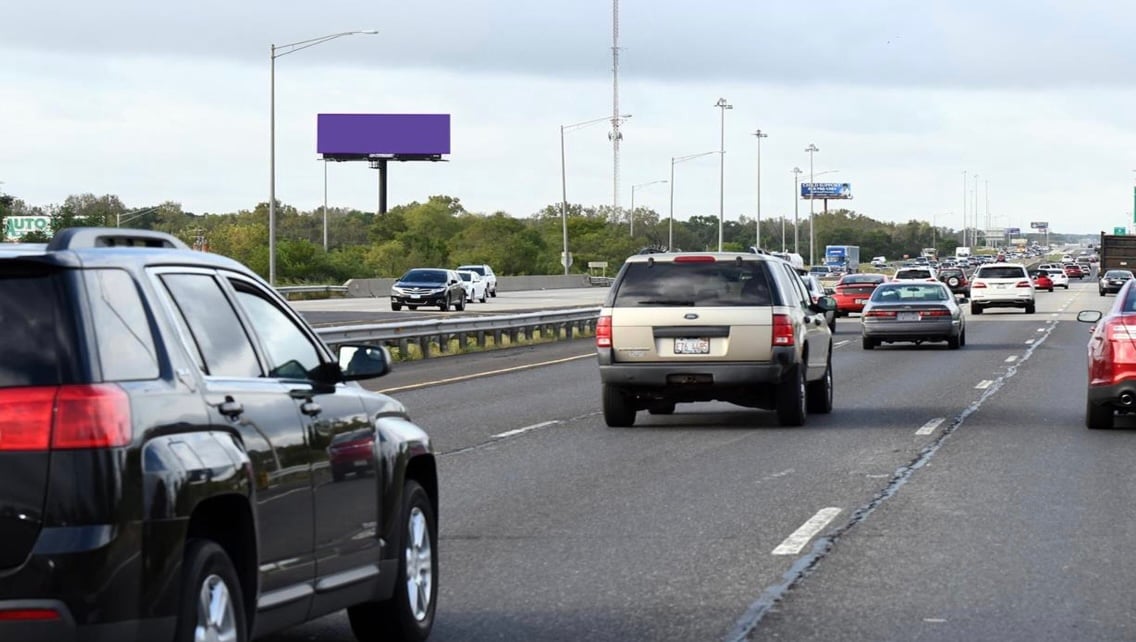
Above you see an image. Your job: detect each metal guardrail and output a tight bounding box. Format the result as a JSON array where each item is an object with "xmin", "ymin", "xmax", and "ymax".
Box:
[
  {"xmin": 277, "ymin": 285, "xmax": 348, "ymax": 298},
  {"xmin": 588, "ymin": 275, "xmax": 614, "ymax": 287},
  {"xmin": 315, "ymin": 307, "xmax": 601, "ymax": 358}
]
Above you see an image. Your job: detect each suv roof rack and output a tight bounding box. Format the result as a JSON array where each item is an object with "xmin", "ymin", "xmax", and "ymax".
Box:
[{"xmin": 46, "ymin": 228, "xmax": 190, "ymax": 251}]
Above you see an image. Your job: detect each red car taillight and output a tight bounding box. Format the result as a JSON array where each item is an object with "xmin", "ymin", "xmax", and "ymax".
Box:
[
  {"xmin": 1015, "ymin": 281, "xmax": 1031, "ymax": 288},
  {"xmin": 0, "ymin": 608, "xmax": 61, "ymax": 622},
  {"xmin": 596, "ymin": 315, "xmax": 612, "ymax": 348},
  {"xmin": 865, "ymin": 310, "xmax": 897, "ymax": 318},
  {"xmin": 1092, "ymin": 320, "xmax": 1136, "ymax": 385},
  {"xmin": 972, "ymin": 282, "xmax": 987, "ymax": 288},
  {"xmin": 772, "ymin": 314, "xmax": 794, "ymax": 346},
  {"xmin": 920, "ymin": 309, "xmax": 952, "ymax": 317},
  {"xmin": 0, "ymin": 384, "xmax": 131, "ymax": 452}
]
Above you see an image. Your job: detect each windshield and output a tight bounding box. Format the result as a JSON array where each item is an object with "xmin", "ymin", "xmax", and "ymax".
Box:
[{"xmin": 400, "ymin": 269, "xmax": 447, "ymax": 283}]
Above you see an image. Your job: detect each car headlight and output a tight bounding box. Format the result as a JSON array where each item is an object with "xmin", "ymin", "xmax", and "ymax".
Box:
[{"xmin": 392, "ymin": 285, "xmax": 406, "ymax": 294}]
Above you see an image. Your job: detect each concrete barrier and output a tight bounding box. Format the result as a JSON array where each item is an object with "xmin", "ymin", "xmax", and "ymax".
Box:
[{"xmin": 343, "ymin": 275, "xmax": 594, "ymax": 298}]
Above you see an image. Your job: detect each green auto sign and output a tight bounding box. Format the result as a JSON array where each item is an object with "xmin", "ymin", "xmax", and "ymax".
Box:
[
  {"xmin": 4, "ymin": 216, "xmax": 51, "ymax": 240},
  {"xmin": 1115, "ymin": 226, "xmax": 1127, "ymax": 235}
]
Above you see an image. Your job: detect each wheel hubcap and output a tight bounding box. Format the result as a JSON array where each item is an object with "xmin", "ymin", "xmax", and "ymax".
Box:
[
  {"xmin": 405, "ymin": 507, "xmax": 433, "ymax": 622},
  {"xmin": 195, "ymin": 574, "xmax": 237, "ymax": 642}
]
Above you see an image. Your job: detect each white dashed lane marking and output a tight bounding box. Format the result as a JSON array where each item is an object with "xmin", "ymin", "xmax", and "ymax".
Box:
[
  {"xmin": 976, "ymin": 380, "xmax": 993, "ymax": 389},
  {"xmin": 916, "ymin": 417, "xmax": 945, "ymax": 436},
  {"xmin": 771, "ymin": 508, "xmax": 843, "ymax": 556}
]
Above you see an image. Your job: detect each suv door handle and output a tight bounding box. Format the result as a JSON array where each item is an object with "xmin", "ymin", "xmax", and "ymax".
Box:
[
  {"xmin": 219, "ymin": 396, "xmax": 244, "ymax": 418},
  {"xmin": 300, "ymin": 400, "xmax": 322, "ymax": 416}
]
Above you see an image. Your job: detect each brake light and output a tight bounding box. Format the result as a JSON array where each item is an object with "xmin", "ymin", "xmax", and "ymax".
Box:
[
  {"xmin": 673, "ymin": 255, "xmax": 716, "ymax": 263},
  {"xmin": 1016, "ymin": 281, "xmax": 1031, "ymax": 288},
  {"xmin": 596, "ymin": 315, "xmax": 612, "ymax": 348},
  {"xmin": 0, "ymin": 608, "xmax": 60, "ymax": 622},
  {"xmin": 772, "ymin": 314, "xmax": 795, "ymax": 346},
  {"xmin": 1096, "ymin": 319, "xmax": 1136, "ymax": 385},
  {"xmin": 920, "ymin": 309, "xmax": 952, "ymax": 317},
  {"xmin": 865, "ymin": 310, "xmax": 897, "ymax": 318},
  {"xmin": 972, "ymin": 282, "xmax": 987, "ymax": 288},
  {"xmin": 0, "ymin": 384, "xmax": 130, "ymax": 452}
]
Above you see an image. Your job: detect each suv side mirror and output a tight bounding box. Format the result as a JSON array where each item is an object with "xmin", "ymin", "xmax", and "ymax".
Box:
[
  {"xmin": 337, "ymin": 345, "xmax": 392, "ymax": 381},
  {"xmin": 1077, "ymin": 310, "xmax": 1102, "ymax": 324},
  {"xmin": 811, "ymin": 296, "xmax": 836, "ymax": 313}
]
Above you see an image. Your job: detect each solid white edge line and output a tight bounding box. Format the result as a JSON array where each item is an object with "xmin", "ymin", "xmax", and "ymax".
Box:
[
  {"xmin": 380, "ymin": 353, "xmax": 595, "ymax": 393},
  {"xmin": 834, "ymin": 340, "xmax": 851, "ymax": 348},
  {"xmin": 976, "ymin": 380, "xmax": 993, "ymax": 389},
  {"xmin": 492, "ymin": 420, "xmax": 560, "ymax": 439},
  {"xmin": 1025, "ymin": 339, "xmax": 1034, "ymax": 344},
  {"xmin": 772, "ymin": 507, "xmax": 842, "ymax": 556},
  {"xmin": 915, "ymin": 417, "xmax": 945, "ymax": 436}
]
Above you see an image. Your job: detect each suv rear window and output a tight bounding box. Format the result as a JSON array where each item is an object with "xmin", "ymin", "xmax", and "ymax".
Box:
[
  {"xmin": 0, "ymin": 268, "xmax": 76, "ymax": 387},
  {"xmin": 611, "ymin": 261, "xmax": 774, "ymax": 306},
  {"xmin": 976, "ymin": 266, "xmax": 1026, "ymax": 279},
  {"xmin": 895, "ymin": 269, "xmax": 933, "ymax": 279}
]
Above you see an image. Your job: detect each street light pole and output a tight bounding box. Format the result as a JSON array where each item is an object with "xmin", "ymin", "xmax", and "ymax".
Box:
[
  {"xmin": 792, "ymin": 167, "xmax": 802, "ymax": 254},
  {"xmin": 805, "ymin": 144, "xmax": 819, "ymax": 265},
  {"xmin": 715, "ymin": 98, "xmax": 732, "ymax": 251},
  {"xmin": 323, "ymin": 159, "xmax": 329, "ymax": 251},
  {"xmin": 561, "ymin": 114, "xmax": 631, "ymax": 273},
  {"xmin": 668, "ymin": 151, "xmax": 719, "ymax": 252},
  {"xmin": 961, "ymin": 170, "xmax": 968, "ymax": 247},
  {"xmin": 269, "ymin": 30, "xmax": 378, "ymax": 285},
  {"xmin": 630, "ymin": 179, "xmax": 667, "ymax": 236},
  {"xmin": 753, "ymin": 129, "xmax": 768, "ymax": 249}
]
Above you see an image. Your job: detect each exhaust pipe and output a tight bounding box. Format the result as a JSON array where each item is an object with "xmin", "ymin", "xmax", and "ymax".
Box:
[{"xmin": 1120, "ymin": 392, "xmax": 1135, "ymax": 407}]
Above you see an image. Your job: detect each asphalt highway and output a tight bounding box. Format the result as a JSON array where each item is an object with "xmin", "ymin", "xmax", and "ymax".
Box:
[{"xmin": 266, "ymin": 276, "xmax": 1133, "ymax": 641}]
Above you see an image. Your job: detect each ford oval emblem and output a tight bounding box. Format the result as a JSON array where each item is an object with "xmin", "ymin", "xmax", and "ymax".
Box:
[{"xmin": 684, "ymin": 313, "xmax": 699, "ymax": 320}]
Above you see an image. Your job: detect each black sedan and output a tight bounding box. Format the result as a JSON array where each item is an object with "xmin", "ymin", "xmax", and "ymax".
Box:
[
  {"xmin": 1099, "ymin": 270, "xmax": 1134, "ymax": 296},
  {"xmin": 861, "ymin": 282, "xmax": 966, "ymax": 350},
  {"xmin": 391, "ymin": 268, "xmax": 467, "ymax": 311}
]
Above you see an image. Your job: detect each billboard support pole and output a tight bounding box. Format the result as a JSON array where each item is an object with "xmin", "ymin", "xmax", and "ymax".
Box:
[{"xmin": 376, "ymin": 159, "xmax": 388, "ymax": 215}]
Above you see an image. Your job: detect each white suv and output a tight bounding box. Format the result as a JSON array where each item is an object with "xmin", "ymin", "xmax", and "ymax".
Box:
[
  {"xmin": 456, "ymin": 264, "xmax": 497, "ymax": 297},
  {"xmin": 970, "ymin": 263, "xmax": 1035, "ymax": 314},
  {"xmin": 596, "ymin": 252, "xmax": 836, "ymax": 427}
]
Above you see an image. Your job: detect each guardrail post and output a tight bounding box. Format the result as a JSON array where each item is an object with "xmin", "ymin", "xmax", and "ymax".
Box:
[
  {"xmin": 418, "ymin": 336, "xmax": 430, "ymax": 358},
  {"xmin": 476, "ymin": 331, "xmax": 487, "ymax": 348}
]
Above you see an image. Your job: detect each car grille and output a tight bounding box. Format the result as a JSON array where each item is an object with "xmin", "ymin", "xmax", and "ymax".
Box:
[{"xmin": 399, "ymin": 287, "xmax": 441, "ymax": 295}]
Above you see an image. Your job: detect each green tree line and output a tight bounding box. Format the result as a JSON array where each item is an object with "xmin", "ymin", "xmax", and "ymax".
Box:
[{"xmin": 0, "ymin": 190, "xmax": 1069, "ymax": 282}]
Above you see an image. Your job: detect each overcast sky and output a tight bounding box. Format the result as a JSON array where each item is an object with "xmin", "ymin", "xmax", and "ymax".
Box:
[{"xmin": 3, "ymin": 0, "xmax": 1135, "ymax": 236}]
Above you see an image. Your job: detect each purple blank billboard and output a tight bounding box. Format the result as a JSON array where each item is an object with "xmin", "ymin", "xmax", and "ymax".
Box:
[{"xmin": 317, "ymin": 114, "xmax": 450, "ymax": 156}]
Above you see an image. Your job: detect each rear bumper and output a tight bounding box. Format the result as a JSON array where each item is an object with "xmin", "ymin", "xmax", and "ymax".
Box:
[
  {"xmin": 862, "ymin": 319, "xmax": 958, "ymax": 341},
  {"xmin": 1088, "ymin": 381, "xmax": 1136, "ymax": 410},
  {"xmin": 0, "ymin": 601, "xmax": 173, "ymax": 642},
  {"xmin": 597, "ymin": 347, "xmax": 796, "ymax": 388},
  {"xmin": 971, "ymin": 293, "xmax": 1032, "ymax": 307}
]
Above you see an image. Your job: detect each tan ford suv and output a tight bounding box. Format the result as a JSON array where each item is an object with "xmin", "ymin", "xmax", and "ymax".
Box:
[{"xmin": 596, "ymin": 252, "xmax": 836, "ymax": 427}]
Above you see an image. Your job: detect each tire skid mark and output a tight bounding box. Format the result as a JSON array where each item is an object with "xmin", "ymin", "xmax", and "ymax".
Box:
[{"xmin": 723, "ymin": 318, "xmax": 1059, "ymax": 642}]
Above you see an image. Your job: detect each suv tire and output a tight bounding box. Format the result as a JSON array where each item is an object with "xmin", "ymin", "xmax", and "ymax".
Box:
[
  {"xmin": 602, "ymin": 384, "xmax": 636, "ymax": 427},
  {"xmin": 776, "ymin": 363, "xmax": 807, "ymax": 427},
  {"xmin": 454, "ymin": 295, "xmax": 466, "ymax": 312},
  {"xmin": 861, "ymin": 336, "xmax": 875, "ymax": 350},
  {"xmin": 805, "ymin": 355, "xmax": 833, "ymax": 414},
  {"xmin": 391, "ymin": 303, "xmax": 402, "ymax": 311},
  {"xmin": 1086, "ymin": 399, "xmax": 1113, "ymax": 430},
  {"xmin": 1025, "ymin": 303, "xmax": 1036, "ymax": 314},
  {"xmin": 971, "ymin": 303, "xmax": 983, "ymax": 315},
  {"xmin": 176, "ymin": 540, "xmax": 248, "ymax": 642},
  {"xmin": 348, "ymin": 480, "xmax": 437, "ymax": 642}
]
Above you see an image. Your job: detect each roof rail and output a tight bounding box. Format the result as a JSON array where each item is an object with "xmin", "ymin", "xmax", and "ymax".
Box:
[{"xmin": 46, "ymin": 228, "xmax": 190, "ymax": 251}]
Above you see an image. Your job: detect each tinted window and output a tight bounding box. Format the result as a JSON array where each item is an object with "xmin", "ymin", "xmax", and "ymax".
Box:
[
  {"xmin": 459, "ymin": 265, "xmax": 486, "ymax": 276},
  {"xmin": 977, "ymin": 267, "xmax": 1027, "ymax": 279},
  {"xmin": 896, "ymin": 269, "xmax": 933, "ymax": 279},
  {"xmin": 401, "ymin": 269, "xmax": 446, "ymax": 283},
  {"xmin": 458, "ymin": 272, "xmax": 472, "ymax": 282},
  {"xmin": 612, "ymin": 260, "xmax": 775, "ymax": 306},
  {"xmin": 841, "ymin": 275, "xmax": 884, "ymax": 284},
  {"xmin": 85, "ymin": 269, "xmax": 159, "ymax": 381},
  {"xmin": 1105, "ymin": 271, "xmax": 1133, "ymax": 279},
  {"xmin": 0, "ymin": 269, "xmax": 74, "ymax": 387},
  {"xmin": 232, "ymin": 286, "xmax": 323, "ymax": 380},
  {"xmin": 160, "ymin": 274, "xmax": 261, "ymax": 378}
]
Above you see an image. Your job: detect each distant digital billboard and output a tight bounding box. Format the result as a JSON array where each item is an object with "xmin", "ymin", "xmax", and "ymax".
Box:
[
  {"xmin": 317, "ymin": 114, "xmax": 451, "ymax": 156},
  {"xmin": 801, "ymin": 182, "xmax": 852, "ymax": 199},
  {"xmin": 1030, "ymin": 221, "xmax": 1048, "ymax": 229}
]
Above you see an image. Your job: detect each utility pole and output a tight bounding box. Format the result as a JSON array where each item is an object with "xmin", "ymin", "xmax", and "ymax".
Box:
[
  {"xmin": 715, "ymin": 98, "xmax": 732, "ymax": 251},
  {"xmin": 805, "ymin": 144, "xmax": 819, "ymax": 265},
  {"xmin": 610, "ymin": 0, "xmax": 623, "ymax": 214},
  {"xmin": 753, "ymin": 129, "xmax": 768, "ymax": 249},
  {"xmin": 792, "ymin": 167, "xmax": 803, "ymax": 254}
]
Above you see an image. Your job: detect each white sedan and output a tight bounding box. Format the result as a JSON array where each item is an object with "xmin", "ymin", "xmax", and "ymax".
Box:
[
  {"xmin": 1045, "ymin": 268, "xmax": 1070, "ymax": 289},
  {"xmin": 457, "ymin": 270, "xmax": 488, "ymax": 303}
]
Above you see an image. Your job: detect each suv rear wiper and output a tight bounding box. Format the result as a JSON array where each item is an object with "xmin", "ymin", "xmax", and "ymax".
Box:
[{"xmin": 638, "ymin": 299, "xmax": 695, "ymax": 306}]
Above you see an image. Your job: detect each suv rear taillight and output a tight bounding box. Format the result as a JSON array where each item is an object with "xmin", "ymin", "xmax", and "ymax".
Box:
[
  {"xmin": 0, "ymin": 384, "xmax": 131, "ymax": 451},
  {"xmin": 772, "ymin": 314, "xmax": 795, "ymax": 346},
  {"xmin": 1015, "ymin": 281, "xmax": 1031, "ymax": 288},
  {"xmin": 972, "ymin": 282, "xmax": 987, "ymax": 288},
  {"xmin": 596, "ymin": 315, "xmax": 613, "ymax": 348}
]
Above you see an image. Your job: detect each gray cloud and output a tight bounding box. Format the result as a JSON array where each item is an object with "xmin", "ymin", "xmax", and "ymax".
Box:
[{"xmin": 6, "ymin": 0, "xmax": 1133, "ymax": 89}]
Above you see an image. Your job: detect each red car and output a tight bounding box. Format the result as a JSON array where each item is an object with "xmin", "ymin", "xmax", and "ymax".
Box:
[
  {"xmin": 1079, "ymin": 279, "xmax": 1136, "ymax": 429},
  {"xmin": 1065, "ymin": 263, "xmax": 1084, "ymax": 279},
  {"xmin": 1030, "ymin": 270, "xmax": 1054, "ymax": 292},
  {"xmin": 832, "ymin": 273, "xmax": 888, "ymax": 316}
]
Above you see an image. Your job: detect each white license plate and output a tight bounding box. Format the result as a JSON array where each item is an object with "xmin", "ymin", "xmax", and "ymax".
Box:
[
  {"xmin": 674, "ymin": 338, "xmax": 710, "ymax": 354},
  {"xmin": 354, "ymin": 460, "xmax": 369, "ymax": 467},
  {"xmin": 855, "ymin": 299, "xmax": 868, "ymax": 305},
  {"xmin": 411, "ymin": 294, "xmax": 421, "ymax": 299},
  {"xmin": 897, "ymin": 312, "xmax": 920, "ymax": 321},
  {"xmin": 995, "ymin": 284, "xmax": 1008, "ymax": 289}
]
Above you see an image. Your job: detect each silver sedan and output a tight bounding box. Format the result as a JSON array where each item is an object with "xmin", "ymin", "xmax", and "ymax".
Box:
[{"xmin": 861, "ymin": 281, "xmax": 966, "ymax": 350}]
